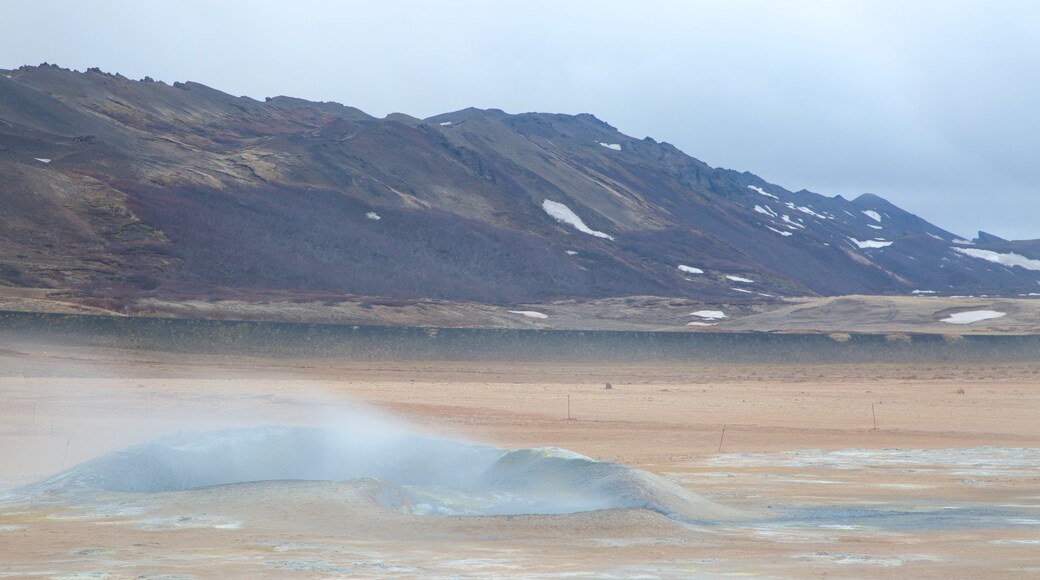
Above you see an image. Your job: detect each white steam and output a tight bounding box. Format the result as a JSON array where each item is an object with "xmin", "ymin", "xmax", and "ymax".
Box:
[{"xmin": 12, "ymin": 423, "xmax": 742, "ymax": 521}]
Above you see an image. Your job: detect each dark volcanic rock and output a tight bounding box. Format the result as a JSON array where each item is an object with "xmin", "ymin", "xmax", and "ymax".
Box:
[{"xmin": 1, "ymin": 64, "xmax": 1038, "ymax": 303}]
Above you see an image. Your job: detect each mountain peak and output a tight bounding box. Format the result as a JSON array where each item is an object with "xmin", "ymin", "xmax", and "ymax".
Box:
[
  {"xmin": 974, "ymin": 230, "xmax": 1008, "ymax": 244},
  {"xmin": 851, "ymin": 192, "xmax": 892, "ymax": 207}
]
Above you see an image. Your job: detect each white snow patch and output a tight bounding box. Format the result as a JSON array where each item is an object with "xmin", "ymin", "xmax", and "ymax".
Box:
[
  {"xmin": 785, "ymin": 202, "xmax": 829, "ymax": 219},
  {"xmin": 686, "ymin": 321, "xmax": 717, "ymax": 327},
  {"xmin": 565, "ymin": 250, "xmax": 579, "ymax": 256},
  {"xmin": 781, "ymin": 215, "xmax": 805, "ymax": 229},
  {"xmin": 508, "ymin": 310, "xmax": 548, "ymax": 319},
  {"xmin": 849, "ymin": 238, "xmax": 893, "ymax": 249},
  {"xmin": 952, "ymin": 239, "xmax": 974, "ymax": 245},
  {"xmin": 862, "ymin": 210, "xmax": 882, "ymax": 222},
  {"xmin": 927, "ymin": 233, "xmax": 944, "ymax": 240},
  {"xmin": 439, "ymin": 121, "xmax": 452, "ymax": 126},
  {"xmin": 726, "ymin": 275, "xmax": 754, "ymax": 283},
  {"xmin": 365, "ymin": 212, "xmax": 381, "ymax": 220},
  {"xmin": 690, "ymin": 310, "xmax": 725, "ymax": 319},
  {"xmin": 952, "ymin": 247, "xmax": 1040, "ymax": 271},
  {"xmin": 34, "ymin": 158, "xmax": 51, "ymax": 163},
  {"xmin": 747, "ymin": 185, "xmax": 779, "ymax": 200},
  {"xmin": 867, "ymin": 224, "xmax": 883, "ymax": 230},
  {"xmin": 753, "ymin": 205, "xmax": 777, "ymax": 218},
  {"xmin": 598, "ymin": 142, "xmax": 621, "ymax": 151},
  {"xmin": 941, "ymin": 310, "xmax": 1006, "ymax": 324},
  {"xmin": 731, "ymin": 288, "xmax": 753, "ymax": 294},
  {"xmin": 766, "ymin": 226, "xmax": 793, "ymax": 237},
  {"xmin": 912, "ymin": 290, "xmax": 938, "ymax": 295},
  {"xmin": 542, "ymin": 200, "xmax": 614, "ymax": 240},
  {"xmin": 678, "ymin": 265, "xmax": 704, "ymax": 274}
]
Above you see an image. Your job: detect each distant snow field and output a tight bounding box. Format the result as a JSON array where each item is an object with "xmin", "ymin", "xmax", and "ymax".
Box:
[
  {"xmin": 726, "ymin": 275, "xmax": 754, "ymax": 283},
  {"xmin": 542, "ymin": 200, "xmax": 614, "ymax": 240},
  {"xmin": 952, "ymin": 247, "xmax": 1040, "ymax": 271},
  {"xmin": 941, "ymin": 310, "xmax": 1006, "ymax": 324},
  {"xmin": 565, "ymin": 250, "xmax": 579, "ymax": 256},
  {"xmin": 747, "ymin": 185, "xmax": 779, "ymax": 200},
  {"xmin": 34, "ymin": 158, "xmax": 51, "ymax": 163},
  {"xmin": 677, "ymin": 265, "xmax": 703, "ymax": 274},
  {"xmin": 598, "ymin": 142, "xmax": 621, "ymax": 151},
  {"xmin": 867, "ymin": 224, "xmax": 883, "ymax": 230},
  {"xmin": 862, "ymin": 210, "xmax": 882, "ymax": 222},
  {"xmin": 850, "ymin": 238, "xmax": 893, "ymax": 249},
  {"xmin": 686, "ymin": 321, "xmax": 716, "ymax": 327},
  {"xmin": 508, "ymin": 310, "xmax": 548, "ymax": 319},
  {"xmin": 766, "ymin": 226, "xmax": 793, "ymax": 237},
  {"xmin": 690, "ymin": 310, "xmax": 725, "ymax": 319},
  {"xmin": 365, "ymin": 212, "xmax": 381, "ymax": 220},
  {"xmin": 439, "ymin": 121, "xmax": 452, "ymax": 126}
]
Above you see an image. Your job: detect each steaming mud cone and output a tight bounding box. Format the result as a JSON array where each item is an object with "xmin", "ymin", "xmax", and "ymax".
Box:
[{"xmin": 13, "ymin": 427, "xmax": 747, "ymax": 522}]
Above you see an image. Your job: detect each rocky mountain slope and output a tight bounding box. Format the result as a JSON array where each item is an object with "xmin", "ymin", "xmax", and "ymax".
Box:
[{"xmin": 2, "ymin": 64, "xmax": 1038, "ymax": 305}]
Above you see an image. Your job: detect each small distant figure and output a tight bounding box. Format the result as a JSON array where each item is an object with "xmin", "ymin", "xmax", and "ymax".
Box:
[{"xmin": 605, "ymin": 382, "xmax": 613, "ymax": 390}]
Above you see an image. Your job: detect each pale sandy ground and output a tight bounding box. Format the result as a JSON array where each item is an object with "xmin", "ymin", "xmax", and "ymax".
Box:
[{"xmin": 1, "ymin": 341, "xmax": 1039, "ymax": 578}]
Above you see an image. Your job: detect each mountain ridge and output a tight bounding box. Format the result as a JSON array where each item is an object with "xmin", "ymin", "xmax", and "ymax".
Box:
[{"xmin": 1, "ymin": 63, "xmax": 1038, "ymax": 306}]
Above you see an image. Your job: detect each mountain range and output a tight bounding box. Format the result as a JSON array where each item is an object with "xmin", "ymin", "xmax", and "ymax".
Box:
[{"xmin": 2, "ymin": 63, "xmax": 1039, "ymax": 307}]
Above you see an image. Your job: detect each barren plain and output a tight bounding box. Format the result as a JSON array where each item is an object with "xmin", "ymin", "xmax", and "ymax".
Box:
[{"xmin": 1, "ymin": 340, "xmax": 1039, "ymax": 578}]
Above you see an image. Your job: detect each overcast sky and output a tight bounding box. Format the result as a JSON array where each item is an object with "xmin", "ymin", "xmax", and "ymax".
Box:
[{"xmin": 4, "ymin": 0, "xmax": 1038, "ymax": 239}]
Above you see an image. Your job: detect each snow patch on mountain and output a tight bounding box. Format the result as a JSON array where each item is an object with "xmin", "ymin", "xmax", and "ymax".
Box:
[
  {"xmin": 754, "ymin": 205, "xmax": 777, "ymax": 218},
  {"xmin": 786, "ymin": 202, "xmax": 830, "ymax": 220},
  {"xmin": 850, "ymin": 238, "xmax": 893, "ymax": 249},
  {"xmin": 747, "ymin": 185, "xmax": 779, "ymax": 200},
  {"xmin": 766, "ymin": 226, "xmax": 793, "ymax": 237},
  {"xmin": 365, "ymin": 212, "xmax": 381, "ymax": 220},
  {"xmin": 952, "ymin": 248, "xmax": 1040, "ymax": 271},
  {"xmin": 690, "ymin": 310, "xmax": 725, "ymax": 319},
  {"xmin": 34, "ymin": 158, "xmax": 51, "ymax": 163},
  {"xmin": 508, "ymin": 310, "xmax": 548, "ymax": 319},
  {"xmin": 542, "ymin": 200, "xmax": 614, "ymax": 240},
  {"xmin": 941, "ymin": 310, "xmax": 1006, "ymax": 324},
  {"xmin": 862, "ymin": 210, "xmax": 882, "ymax": 222},
  {"xmin": 726, "ymin": 275, "xmax": 754, "ymax": 283},
  {"xmin": 678, "ymin": 265, "xmax": 703, "ymax": 274},
  {"xmin": 598, "ymin": 142, "xmax": 621, "ymax": 151}
]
